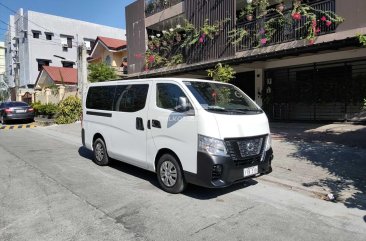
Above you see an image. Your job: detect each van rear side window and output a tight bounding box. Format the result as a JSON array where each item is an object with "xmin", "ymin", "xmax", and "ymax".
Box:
[
  {"xmin": 86, "ymin": 86, "xmax": 116, "ymax": 110},
  {"xmin": 114, "ymin": 84, "xmax": 149, "ymax": 112}
]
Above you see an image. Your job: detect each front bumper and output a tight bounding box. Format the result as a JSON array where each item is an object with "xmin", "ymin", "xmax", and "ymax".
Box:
[{"xmin": 184, "ymin": 148, "xmax": 273, "ymax": 188}]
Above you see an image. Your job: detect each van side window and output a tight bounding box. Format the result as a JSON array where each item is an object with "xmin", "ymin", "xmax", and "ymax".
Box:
[
  {"xmin": 114, "ymin": 84, "xmax": 149, "ymax": 112},
  {"xmin": 156, "ymin": 83, "xmax": 190, "ymax": 110},
  {"xmin": 86, "ymin": 86, "xmax": 116, "ymax": 110}
]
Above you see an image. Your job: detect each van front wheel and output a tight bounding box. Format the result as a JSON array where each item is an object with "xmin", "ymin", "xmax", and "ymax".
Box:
[
  {"xmin": 157, "ymin": 154, "xmax": 187, "ymax": 194},
  {"xmin": 93, "ymin": 138, "xmax": 109, "ymax": 166}
]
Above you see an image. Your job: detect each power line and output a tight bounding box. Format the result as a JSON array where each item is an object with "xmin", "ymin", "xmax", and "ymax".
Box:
[
  {"xmin": 0, "ymin": 19, "xmax": 78, "ymax": 47},
  {"xmin": 0, "ymin": 3, "xmax": 80, "ymax": 45}
]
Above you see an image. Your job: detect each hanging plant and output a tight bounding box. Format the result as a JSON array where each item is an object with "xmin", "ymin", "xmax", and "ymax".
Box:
[
  {"xmin": 357, "ymin": 33, "xmax": 366, "ymax": 46},
  {"xmin": 292, "ymin": 1, "xmax": 344, "ymax": 45},
  {"xmin": 166, "ymin": 53, "xmax": 184, "ymax": 67},
  {"xmin": 229, "ymin": 28, "xmax": 249, "ymax": 45}
]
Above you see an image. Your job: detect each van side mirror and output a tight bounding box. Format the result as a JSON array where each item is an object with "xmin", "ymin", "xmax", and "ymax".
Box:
[{"xmin": 175, "ymin": 97, "xmax": 190, "ymax": 112}]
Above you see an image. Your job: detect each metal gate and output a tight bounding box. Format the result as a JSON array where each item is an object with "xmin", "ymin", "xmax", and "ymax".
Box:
[{"xmin": 264, "ymin": 59, "xmax": 366, "ymax": 121}]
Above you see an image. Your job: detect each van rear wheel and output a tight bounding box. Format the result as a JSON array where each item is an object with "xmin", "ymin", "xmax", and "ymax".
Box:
[
  {"xmin": 93, "ymin": 138, "xmax": 109, "ymax": 166},
  {"xmin": 157, "ymin": 154, "xmax": 187, "ymax": 194}
]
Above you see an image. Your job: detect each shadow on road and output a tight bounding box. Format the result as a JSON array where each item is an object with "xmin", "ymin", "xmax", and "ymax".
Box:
[
  {"xmin": 364, "ymin": 215, "xmax": 366, "ymax": 223},
  {"xmin": 272, "ymin": 123, "xmax": 366, "ymax": 210},
  {"xmin": 78, "ymin": 146, "xmax": 257, "ymax": 199}
]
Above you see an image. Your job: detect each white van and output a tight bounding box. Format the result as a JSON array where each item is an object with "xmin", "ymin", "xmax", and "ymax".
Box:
[{"xmin": 82, "ymin": 78, "xmax": 273, "ymax": 193}]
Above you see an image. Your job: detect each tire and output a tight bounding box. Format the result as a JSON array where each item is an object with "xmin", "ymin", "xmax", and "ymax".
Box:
[
  {"xmin": 157, "ymin": 154, "xmax": 187, "ymax": 194},
  {"xmin": 93, "ymin": 138, "xmax": 109, "ymax": 166}
]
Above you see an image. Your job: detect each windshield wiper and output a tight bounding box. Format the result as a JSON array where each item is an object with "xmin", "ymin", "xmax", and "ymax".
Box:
[{"xmin": 230, "ymin": 108, "xmax": 263, "ymax": 113}]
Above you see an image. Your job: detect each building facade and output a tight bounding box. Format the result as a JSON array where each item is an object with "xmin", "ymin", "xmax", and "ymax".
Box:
[
  {"xmin": 88, "ymin": 36, "xmax": 128, "ymax": 77},
  {"xmin": 4, "ymin": 9, "xmax": 126, "ymax": 90},
  {"xmin": 126, "ymin": 0, "xmax": 366, "ymax": 121}
]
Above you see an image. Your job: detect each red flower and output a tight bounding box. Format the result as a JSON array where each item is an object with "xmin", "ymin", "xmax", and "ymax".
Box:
[
  {"xmin": 321, "ymin": 16, "xmax": 327, "ymax": 22},
  {"xmin": 199, "ymin": 37, "xmax": 204, "ymax": 43},
  {"xmin": 261, "ymin": 38, "xmax": 267, "ymax": 45},
  {"xmin": 312, "ymin": 19, "xmax": 317, "ymax": 28},
  {"xmin": 316, "ymin": 28, "xmax": 321, "ymax": 33},
  {"xmin": 148, "ymin": 55, "xmax": 155, "ymax": 63},
  {"xmin": 326, "ymin": 20, "xmax": 332, "ymax": 27},
  {"xmin": 292, "ymin": 12, "xmax": 301, "ymax": 21},
  {"xmin": 309, "ymin": 39, "xmax": 315, "ymax": 45}
]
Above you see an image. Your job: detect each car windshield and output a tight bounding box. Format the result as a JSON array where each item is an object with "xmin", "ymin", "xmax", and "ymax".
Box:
[
  {"xmin": 7, "ymin": 102, "xmax": 29, "ymax": 107},
  {"xmin": 183, "ymin": 81, "xmax": 262, "ymax": 114}
]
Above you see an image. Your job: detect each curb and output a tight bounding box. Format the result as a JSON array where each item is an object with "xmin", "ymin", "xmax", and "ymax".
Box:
[{"xmin": 257, "ymin": 175, "xmax": 329, "ymax": 199}]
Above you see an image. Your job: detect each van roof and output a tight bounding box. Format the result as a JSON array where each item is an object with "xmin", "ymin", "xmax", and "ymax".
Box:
[{"xmin": 88, "ymin": 78, "xmax": 228, "ymax": 86}]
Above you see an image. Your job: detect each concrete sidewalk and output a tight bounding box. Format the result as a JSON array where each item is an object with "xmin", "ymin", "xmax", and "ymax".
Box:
[{"xmin": 263, "ymin": 122, "xmax": 366, "ymax": 210}]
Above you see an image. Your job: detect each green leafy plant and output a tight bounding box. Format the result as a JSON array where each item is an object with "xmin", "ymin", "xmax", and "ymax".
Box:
[
  {"xmin": 31, "ymin": 102, "xmax": 59, "ymax": 117},
  {"xmin": 207, "ymin": 63, "xmax": 236, "ymax": 83},
  {"xmin": 357, "ymin": 34, "xmax": 366, "ymax": 46},
  {"xmin": 88, "ymin": 63, "xmax": 117, "ymax": 83},
  {"xmin": 55, "ymin": 96, "xmax": 82, "ymax": 124},
  {"xmin": 166, "ymin": 54, "xmax": 184, "ymax": 67}
]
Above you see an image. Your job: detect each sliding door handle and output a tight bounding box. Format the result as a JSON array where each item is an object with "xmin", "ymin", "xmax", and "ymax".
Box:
[{"xmin": 136, "ymin": 117, "xmax": 144, "ymax": 131}]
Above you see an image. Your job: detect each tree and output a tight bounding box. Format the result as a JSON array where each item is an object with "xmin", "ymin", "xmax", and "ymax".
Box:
[{"xmin": 88, "ymin": 63, "xmax": 117, "ymax": 83}]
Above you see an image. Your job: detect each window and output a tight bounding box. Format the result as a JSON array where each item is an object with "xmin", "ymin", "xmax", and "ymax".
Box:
[
  {"xmin": 67, "ymin": 37, "xmax": 72, "ymax": 48},
  {"xmin": 45, "ymin": 33, "xmax": 52, "ymax": 40},
  {"xmin": 86, "ymin": 86, "xmax": 116, "ymax": 110},
  {"xmin": 62, "ymin": 61, "xmax": 74, "ymax": 68},
  {"xmin": 114, "ymin": 84, "xmax": 149, "ymax": 112},
  {"xmin": 32, "ymin": 32, "xmax": 40, "ymax": 39},
  {"xmin": 156, "ymin": 83, "xmax": 189, "ymax": 110},
  {"xmin": 37, "ymin": 59, "xmax": 50, "ymax": 71},
  {"xmin": 105, "ymin": 55, "xmax": 112, "ymax": 66}
]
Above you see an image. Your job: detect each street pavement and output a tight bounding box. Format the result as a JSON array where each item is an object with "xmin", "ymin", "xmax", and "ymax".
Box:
[{"xmin": 0, "ymin": 123, "xmax": 365, "ymax": 241}]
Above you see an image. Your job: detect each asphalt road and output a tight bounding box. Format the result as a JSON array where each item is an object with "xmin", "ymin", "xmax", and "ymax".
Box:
[{"xmin": 0, "ymin": 124, "xmax": 365, "ymax": 241}]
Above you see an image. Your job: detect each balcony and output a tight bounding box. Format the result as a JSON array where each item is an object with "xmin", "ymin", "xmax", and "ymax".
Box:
[
  {"xmin": 145, "ymin": 0, "xmax": 184, "ymax": 18},
  {"xmin": 236, "ymin": 0, "xmax": 337, "ymax": 52}
]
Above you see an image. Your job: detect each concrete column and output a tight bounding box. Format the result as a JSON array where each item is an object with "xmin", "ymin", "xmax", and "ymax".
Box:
[
  {"xmin": 31, "ymin": 92, "xmax": 35, "ymax": 103},
  {"xmin": 17, "ymin": 91, "xmax": 22, "ymax": 101},
  {"xmin": 58, "ymin": 85, "xmax": 65, "ymax": 102},
  {"xmin": 255, "ymin": 69, "xmax": 264, "ymax": 107},
  {"xmin": 45, "ymin": 88, "xmax": 51, "ymax": 104}
]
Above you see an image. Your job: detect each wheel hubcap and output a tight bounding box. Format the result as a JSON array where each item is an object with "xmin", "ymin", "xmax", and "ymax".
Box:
[
  {"xmin": 160, "ymin": 160, "xmax": 177, "ymax": 187},
  {"xmin": 95, "ymin": 143, "xmax": 104, "ymax": 161}
]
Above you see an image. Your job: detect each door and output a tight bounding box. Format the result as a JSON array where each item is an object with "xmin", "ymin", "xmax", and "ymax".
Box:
[
  {"xmin": 146, "ymin": 81, "xmax": 198, "ymax": 173},
  {"xmin": 109, "ymin": 83, "xmax": 150, "ymax": 169},
  {"xmin": 231, "ymin": 71, "xmax": 256, "ymax": 100}
]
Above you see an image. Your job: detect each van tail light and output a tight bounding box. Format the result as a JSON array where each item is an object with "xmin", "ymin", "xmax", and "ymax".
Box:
[
  {"xmin": 5, "ymin": 108, "xmax": 12, "ymax": 113},
  {"xmin": 28, "ymin": 108, "xmax": 34, "ymax": 112}
]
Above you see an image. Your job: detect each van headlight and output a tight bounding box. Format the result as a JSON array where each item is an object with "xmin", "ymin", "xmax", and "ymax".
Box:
[
  {"xmin": 265, "ymin": 134, "xmax": 272, "ymax": 151},
  {"xmin": 198, "ymin": 135, "xmax": 228, "ymax": 156}
]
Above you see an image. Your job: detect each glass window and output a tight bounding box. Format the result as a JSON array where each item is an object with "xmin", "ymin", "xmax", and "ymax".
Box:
[
  {"xmin": 157, "ymin": 83, "xmax": 189, "ymax": 110},
  {"xmin": 114, "ymin": 84, "xmax": 149, "ymax": 112},
  {"xmin": 33, "ymin": 32, "xmax": 40, "ymax": 39},
  {"xmin": 183, "ymin": 81, "xmax": 262, "ymax": 114},
  {"xmin": 46, "ymin": 34, "xmax": 52, "ymax": 40},
  {"xmin": 86, "ymin": 86, "xmax": 116, "ymax": 111},
  {"xmin": 8, "ymin": 102, "xmax": 29, "ymax": 107}
]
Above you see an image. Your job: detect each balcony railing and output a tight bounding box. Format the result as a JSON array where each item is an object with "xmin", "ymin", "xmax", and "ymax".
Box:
[
  {"xmin": 145, "ymin": 0, "xmax": 184, "ymax": 17},
  {"xmin": 236, "ymin": 0, "xmax": 337, "ymax": 52}
]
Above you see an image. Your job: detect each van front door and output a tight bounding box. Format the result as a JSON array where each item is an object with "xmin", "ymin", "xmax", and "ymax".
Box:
[
  {"xmin": 147, "ymin": 81, "xmax": 197, "ymax": 174},
  {"xmin": 109, "ymin": 84, "xmax": 150, "ymax": 169}
]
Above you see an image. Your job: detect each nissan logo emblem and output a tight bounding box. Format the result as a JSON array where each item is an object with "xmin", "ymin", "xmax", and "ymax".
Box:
[{"xmin": 247, "ymin": 142, "xmax": 254, "ymax": 151}]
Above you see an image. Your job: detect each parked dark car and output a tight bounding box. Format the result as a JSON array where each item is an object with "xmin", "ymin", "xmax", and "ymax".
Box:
[{"xmin": 0, "ymin": 101, "xmax": 35, "ymax": 124}]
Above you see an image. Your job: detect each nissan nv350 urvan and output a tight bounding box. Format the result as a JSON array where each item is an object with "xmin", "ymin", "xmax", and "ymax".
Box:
[{"xmin": 82, "ymin": 78, "xmax": 273, "ymax": 193}]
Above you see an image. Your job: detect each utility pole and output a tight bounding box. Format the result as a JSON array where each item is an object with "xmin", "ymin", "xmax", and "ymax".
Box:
[{"xmin": 77, "ymin": 43, "xmax": 88, "ymax": 100}]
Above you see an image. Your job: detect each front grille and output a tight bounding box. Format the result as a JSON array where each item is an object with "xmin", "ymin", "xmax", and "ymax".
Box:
[{"xmin": 225, "ymin": 135, "xmax": 267, "ymax": 166}]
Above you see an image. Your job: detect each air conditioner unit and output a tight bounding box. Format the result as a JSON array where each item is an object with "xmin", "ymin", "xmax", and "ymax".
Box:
[{"xmin": 62, "ymin": 43, "xmax": 68, "ymax": 48}]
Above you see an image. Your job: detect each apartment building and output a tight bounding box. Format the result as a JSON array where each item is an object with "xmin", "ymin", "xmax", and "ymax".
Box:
[
  {"xmin": 5, "ymin": 9, "xmax": 126, "ymax": 90},
  {"xmin": 126, "ymin": 0, "xmax": 366, "ymax": 121},
  {"xmin": 0, "ymin": 42, "xmax": 5, "ymax": 82}
]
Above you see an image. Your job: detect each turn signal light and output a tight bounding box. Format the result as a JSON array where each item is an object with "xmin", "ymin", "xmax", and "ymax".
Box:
[
  {"xmin": 5, "ymin": 108, "xmax": 12, "ymax": 113},
  {"xmin": 28, "ymin": 108, "xmax": 34, "ymax": 112}
]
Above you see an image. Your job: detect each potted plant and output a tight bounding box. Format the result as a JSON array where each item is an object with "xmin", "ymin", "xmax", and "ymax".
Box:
[
  {"xmin": 256, "ymin": 0, "xmax": 269, "ymax": 16},
  {"xmin": 245, "ymin": 3, "xmax": 255, "ymax": 21},
  {"xmin": 276, "ymin": 1, "xmax": 285, "ymax": 12}
]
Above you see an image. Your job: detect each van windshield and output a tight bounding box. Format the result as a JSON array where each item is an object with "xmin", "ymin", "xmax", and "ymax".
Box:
[{"xmin": 183, "ymin": 81, "xmax": 262, "ymax": 114}]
